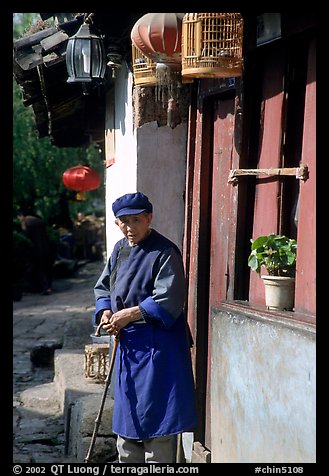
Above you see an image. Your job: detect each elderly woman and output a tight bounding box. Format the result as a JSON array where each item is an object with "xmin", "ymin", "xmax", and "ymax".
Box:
[{"xmin": 94, "ymin": 192, "xmax": 197, "ymax": 463}]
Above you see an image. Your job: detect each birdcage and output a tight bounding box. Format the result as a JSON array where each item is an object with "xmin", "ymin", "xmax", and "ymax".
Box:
[
  {"xmin": 84, "ymin": 343, "xmax": 109, "ymax": 383},
  {"xmin": 181, "ymin": 13, "xmax": 244, "ymax": 79},
  {"xmin": 132, "ymin": 43, "xmax": 157, "ymax": 86}
]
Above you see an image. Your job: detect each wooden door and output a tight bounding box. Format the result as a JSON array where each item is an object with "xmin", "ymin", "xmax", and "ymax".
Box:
[
  {"xmin": 184, "ymin": 85, "xmax": 239, "ymax": 453},
  {"xmin": 205, "ymin": 92, "xmax": 238, "ymax": 448}
]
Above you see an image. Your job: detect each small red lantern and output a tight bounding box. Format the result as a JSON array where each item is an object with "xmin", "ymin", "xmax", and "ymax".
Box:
[
  {"xmin": 131, "ymin": 13, "xmax": 184, "ymax": 67},
  {"xmin": 62, "ymin": 165, "xmax": 101, "ymax": 200}
]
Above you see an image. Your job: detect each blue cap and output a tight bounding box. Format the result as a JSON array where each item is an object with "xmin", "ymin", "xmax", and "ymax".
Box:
[{"xmin": 112, "ymin": 192, "xmax": 153, "ymax": 218}]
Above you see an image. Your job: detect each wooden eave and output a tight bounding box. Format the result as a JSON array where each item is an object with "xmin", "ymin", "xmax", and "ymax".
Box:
[
  {"xmin": 13, "ymin": 20, "xmax": 105, "ymax": 148},
  {"xmin": 13, "ymin": 12, "xmax": 150, "ymax": 148}
]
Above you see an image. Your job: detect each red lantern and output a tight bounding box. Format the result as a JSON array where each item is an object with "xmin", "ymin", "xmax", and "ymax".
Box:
[
  {"xmin": 62, "ymin": 165, "xmax": 101, "ymax": 200},
  {"xmin": 131, "ymin": 13, "xmax": 184, "ymax": 67}
]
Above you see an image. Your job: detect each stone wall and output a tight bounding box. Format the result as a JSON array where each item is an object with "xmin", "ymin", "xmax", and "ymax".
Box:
[{"xmin": 132, "ymin": 83, "xmax": 191, "ymax": 129}]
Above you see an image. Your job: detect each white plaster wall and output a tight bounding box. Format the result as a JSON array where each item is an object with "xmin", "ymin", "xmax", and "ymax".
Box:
[
  {"xmin": 211, "ymin": 310, "xmax": 316, "ymax": 463},
  {"xmin": 136, "ymin": 121, "xmax": 187, "ymax": 251},
  {"xmin": 104, "ymin": 67, "xmax": 187, "ymax": 256},
  {"xmin": 105, "ymin": 64, "xmax": 137, "ymax": 256}
]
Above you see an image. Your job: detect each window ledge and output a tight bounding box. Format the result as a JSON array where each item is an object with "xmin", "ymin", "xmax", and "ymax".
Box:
[{"xmin": 218, "ymin": 301, "xmax": 316, "ymax": 334}]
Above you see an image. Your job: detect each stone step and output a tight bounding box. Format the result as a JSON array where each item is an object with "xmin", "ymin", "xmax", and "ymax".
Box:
[
  {"xmin": 19, "ymin": 382, "xmax": 61, "ymax": 414},
  {"xmin": 52, "ymin": 329, "xmax": 117, "ymax": 462}
]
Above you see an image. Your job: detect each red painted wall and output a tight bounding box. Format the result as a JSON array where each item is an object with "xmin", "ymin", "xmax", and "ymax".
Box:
[
  {"xmin": 294, "ymin": 39, "xmax": 316, "ymax": 316},
  {"xmin": 249, "ymin": 51, "xmax": 285, "ymax": 305}
]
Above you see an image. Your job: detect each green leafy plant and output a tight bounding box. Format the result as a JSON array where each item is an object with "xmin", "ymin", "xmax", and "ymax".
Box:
[{"xmin": 248, "ymin": 233, "xmax": 297, "ymax": 277}]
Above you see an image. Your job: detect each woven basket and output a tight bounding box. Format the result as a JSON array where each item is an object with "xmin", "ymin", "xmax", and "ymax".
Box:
[
  {"xmin": 84, "ymin": 343, "xmax": 109, "ymax": 383},
  {"xmin": 182, "ymin": 13, "xmax": 244, "ymax": 79},
  {"xmin": 132, "ymin": 43, "xmax": 157, "ymax": 86}
]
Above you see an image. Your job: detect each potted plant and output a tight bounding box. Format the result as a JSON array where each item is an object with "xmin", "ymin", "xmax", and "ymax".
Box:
[{"xmin": 248, "ymin": 233, "xmax": 297, "ymax": 311}]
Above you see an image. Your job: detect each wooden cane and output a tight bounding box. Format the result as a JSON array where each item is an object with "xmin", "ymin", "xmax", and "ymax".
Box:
[{"xmin": 84, "ymin": 332, "xmax": 120, "ymax": 463}]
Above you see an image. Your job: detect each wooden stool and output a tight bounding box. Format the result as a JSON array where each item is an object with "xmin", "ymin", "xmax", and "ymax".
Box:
[{"xmin": 84, "ymin": 343, "xmax": 109, "ymax": 383}]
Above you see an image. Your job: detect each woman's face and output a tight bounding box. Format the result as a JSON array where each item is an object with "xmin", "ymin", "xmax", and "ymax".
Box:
[{"xmin": 116, "ymin": 212, "xmax": 152, "ymax": 246}]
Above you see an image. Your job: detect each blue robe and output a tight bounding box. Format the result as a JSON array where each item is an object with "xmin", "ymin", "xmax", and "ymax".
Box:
[{"xmin": 94, "ymin": 229, "xmax": 197, "ymax": 439}]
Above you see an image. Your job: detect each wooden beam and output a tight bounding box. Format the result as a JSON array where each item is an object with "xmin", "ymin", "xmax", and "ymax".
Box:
[
  {"xmin": 40, "ymin": 31, "xmax": 68, "ymax": 52},
  {"xmin": 228, "ymin": 164, "xmax": 309, "ymax": 185}
]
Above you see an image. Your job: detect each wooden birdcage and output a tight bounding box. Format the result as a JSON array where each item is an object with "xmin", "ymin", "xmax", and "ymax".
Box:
[
  {"xmin": 132, "ymin": 43, "xmax": 157, "ymax": 86},
  {"xmin": 181, "ymin": 13, "xmax": 244, "ymax": 79}
]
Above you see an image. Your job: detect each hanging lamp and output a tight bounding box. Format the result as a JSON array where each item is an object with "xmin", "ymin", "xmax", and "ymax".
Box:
[
  {"xmin": 62, "ymin": 165, "xmax": 101, "ymax": 201},
  {"xmin": 131, "ymin": 13, "xmax": 187, "ymax": 128},
  {"xmin": 131, "ymin": 13, "xmax": 184, "ymax": 67},
  {"xmin": 66, "ymin": 13, "xmax": 107, "ymax": 92},
  {"xmin": 181, "ymin": 13, "xmax": 244, "ymax": 79},
  {"xmin": 131, "ymin": 13, "xmax": 185, "ymax": 92}
]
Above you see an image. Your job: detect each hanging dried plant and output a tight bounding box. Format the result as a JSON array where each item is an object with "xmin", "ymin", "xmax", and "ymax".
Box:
[{"xmin": 155, "ymin": 63, "xmax": 182, "ymax": 106}]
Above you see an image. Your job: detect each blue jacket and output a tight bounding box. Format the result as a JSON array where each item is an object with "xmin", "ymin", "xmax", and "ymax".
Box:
[{"xmin": 94, "ymin": 229, "xmax": 197, "ymax": 439}]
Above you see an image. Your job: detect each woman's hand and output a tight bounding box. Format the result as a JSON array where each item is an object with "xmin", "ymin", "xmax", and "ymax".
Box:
[
  {"xmin": 101, "ymin": 306, "xmax": 142, "ymax": 335},
  {"xmin": 99, "ymin": 310, "xmax": 116, "ymax": 335}
]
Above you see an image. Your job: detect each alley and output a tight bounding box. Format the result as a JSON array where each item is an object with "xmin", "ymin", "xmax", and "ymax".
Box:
[{"xmin": 13, "ymin": 260, "xmax": 103, "ymax": 463}]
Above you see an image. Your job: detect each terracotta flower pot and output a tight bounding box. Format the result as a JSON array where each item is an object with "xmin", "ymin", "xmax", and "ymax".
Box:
[{"xmin": 261, "ymin": 275, "xmax": 295, "ymax": 311}]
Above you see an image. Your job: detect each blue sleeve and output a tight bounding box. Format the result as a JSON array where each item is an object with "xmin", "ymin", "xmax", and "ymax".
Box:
[
  {"xmin": 93, "ymin": 298, "xmax": 112, "ymax": 325},
  {"xmin": 93, "ymin": 260, "xmax": 112, "ymax": 325},
  {"xmin": 139, "ymin": 296, "xmax": 177, "ymax": 328},
  {"xmin": 139, "ymin": 247, "xmax": 186, "ymax": 328}
]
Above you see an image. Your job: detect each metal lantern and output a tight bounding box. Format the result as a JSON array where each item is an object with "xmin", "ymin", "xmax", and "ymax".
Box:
[
  {"xmin": 66, "ymin": 22, "xmax": 107, "ymax": 84},
  {"xmin": 181, "ymin": 13, "xmax": 244, "ymax": 79},
  {"xmin": 62, "ymin": 165, "xmax": 101, "ymax": 200}
]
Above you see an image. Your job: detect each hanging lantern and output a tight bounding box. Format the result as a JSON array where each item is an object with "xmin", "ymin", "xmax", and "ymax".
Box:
[
  {"xmin": 131, "ymin": 13, "xmax": 185, "ymax": 100},
  {"xmin": 131, "ymin": 13, "xmax": 184, "ymax": 67},
  {"xmin": 66, "ymin": 16, "xmax": 107, "ymax": 88},
  {"xmin": 181, "ymin": 13, "xmax": 244, "ymax": 79},
  {"xmin": 132, "ymin": 43, "xmax": 157, "ymax": 86},
  {"xmin": 62, "ymin": 165, "xmax": 101, "ymax": 200},
  {"xmin": 131, "ymin": 13, "xmax": 188, "ymax": 128}
]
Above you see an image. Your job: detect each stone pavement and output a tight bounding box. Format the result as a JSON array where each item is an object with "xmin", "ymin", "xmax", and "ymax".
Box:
[{"xmin": 13, "ymin": 260, "xmax": 104, "ymax": 463}]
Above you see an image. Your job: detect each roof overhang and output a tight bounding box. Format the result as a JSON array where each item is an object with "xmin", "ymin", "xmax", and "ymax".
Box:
[{"xmin": 13, "ymin": 13, "xmax": 145, "ymax": 148}]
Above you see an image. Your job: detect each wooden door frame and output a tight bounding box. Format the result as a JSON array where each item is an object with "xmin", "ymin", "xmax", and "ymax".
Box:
[{"xmin": 183, "ymin": 79, "xmax": 239, "ymax": 448}]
